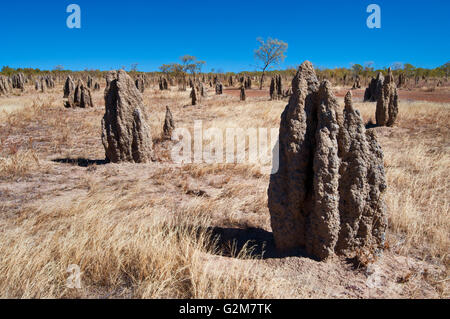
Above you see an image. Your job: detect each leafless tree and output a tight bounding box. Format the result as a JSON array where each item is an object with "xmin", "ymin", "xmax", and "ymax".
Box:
[{"xmin": 254, "ymin": 37, "xmax": 288, "ymax": 89}]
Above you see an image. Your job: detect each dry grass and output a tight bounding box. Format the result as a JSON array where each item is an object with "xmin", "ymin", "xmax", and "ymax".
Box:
[
  {"xmin": 386, "ymin": 143, "xmax": 449, "ymax": 260},
  {"xmin": 0, "ymin": 150, "xmax": 40, "ymax": 180},
  {"xmin": 354, "ymin": 100, "xmax": 450, "ymax": 264},
  {"xmin": 0, "ymin": 186, "xmax": 272, "ymax": 298}
]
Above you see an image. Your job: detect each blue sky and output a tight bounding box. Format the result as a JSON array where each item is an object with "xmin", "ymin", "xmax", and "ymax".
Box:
[{"xmin": 0, "ymin": 0, "xmax": 448, "ymax": 72}]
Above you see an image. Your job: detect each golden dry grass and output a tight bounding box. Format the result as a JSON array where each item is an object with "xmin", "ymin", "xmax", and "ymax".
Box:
[
  {"xmin": 0, "ymin": 186, "xmax": 273, "ymax": 298},
  {"xmin": 355, "ymin": 101, "xmax": 449, "ymax": 264},
  {"xmin": 0, "ymin": 150, "xmax": 40, "ymax": 180}
]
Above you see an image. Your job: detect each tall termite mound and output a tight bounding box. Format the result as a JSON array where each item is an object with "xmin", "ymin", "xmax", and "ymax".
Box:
[
  {"xmin": 0, "ymin": 75, "xmax": 11, "ymax": 96},
  {"xmin": 268, "ymin": 61, "xmax": 388, "ymax": 261},
  {"xmin": 240, "ymin": 85, "xmax": 246, "ymax": 101},
  {"xmin": 351, "ymin": 75, "xmax": 361, "ymax": 89},
  {"xmin": 159, "ymin": 77, "xmax": 169, "ymax": 90},
  {"xmin": 101, "ymin": 70, "xmax": 154, "ymax": 163},
  {"xmin": 376, "ymin": 68, "xmax": 399, "ymax": 127},
  {"xmin": 364, "ymin": 72, "xmax": 384, "ymax": 102},
  {"xmin": 63, "ymin": 76, "xmax": 75, "ymax": 98},
  {"xmin": 163, "ymin": 106, "xmax": 175, "ymax": 140},
  {"xmin": 270, "ymin": 75, "xmax": 283, "ymax": 100},
  {"xmin": 135, "ymin": 76, "xmax": 145, "ymax": 93},
  {"xmin": 11, "ymin": 73, "xmax": 26, "ymax": 91},
  {"xmin": 215, "ymin": 82, "xmax": 223, "ymax": 95},
  {"xmin": 190, "ymin": 86, "xmax": 198, "ymax": 105}
]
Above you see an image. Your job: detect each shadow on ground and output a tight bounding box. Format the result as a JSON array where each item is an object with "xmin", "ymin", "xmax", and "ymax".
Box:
[
  {"xmin": 52, "ymin": 158, "xmax": 108, "ymax": 167},
  {"xmin": 208, "ymin": 226, "xmax": 309, "ymax": 260},
  {"xmin": 365, "ymin": 120, "xmax": 379, "ymax": 129}
]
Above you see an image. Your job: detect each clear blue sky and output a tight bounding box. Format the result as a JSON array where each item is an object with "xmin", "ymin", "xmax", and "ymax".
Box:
[{"xmin": 0, "ymin": 0, "xmax": 448, "ymax": 72}]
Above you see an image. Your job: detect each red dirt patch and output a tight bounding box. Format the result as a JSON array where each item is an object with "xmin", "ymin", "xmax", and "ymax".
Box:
[
  {"xmin": 224, "ymin": 88, "xmax": 268, "ymax": 98},
  {"xmin": 227, "ymin": 87, "xmax": 450, "ymax": 103},
  {"xmin": 336, "ymin": 88, "xmax": 450, "ymax": 103}
]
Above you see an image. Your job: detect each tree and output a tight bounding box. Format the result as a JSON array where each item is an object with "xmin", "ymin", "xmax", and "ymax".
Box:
[
  {"xmin": 1, "ymin": 66, "xmax": 16, "ymax": 76},
  {"xmin": 159, "ymin": 64, "xmax": 172, "ymax": 74},
  {"xmin": 254, "ymin": 37, "xmax": 288, "ymax": 89},
  {"xmin": 161, "ymin": 63, "xmax": 184, "ymax": 77},
  {"xmin": 438, "ymin": 62, "xmax": 450, "ymax": 77},
  {"xmin": 391, "ymin": 62, "xmax": 404, "ymax": 71},
  {"xmin": 180, "ymin": 55, "xmax": 205, "ymax": 80},
  {"xmin": 351, "ymin": 63, "xmax": 363, "ymax": 76},
  {"xmin": 403, "ymin": 63, "xmax": 416, "ymax": 78},
  {"xmin": 130, "ymin": 63, "xmax": 139, "ymax": 72}
]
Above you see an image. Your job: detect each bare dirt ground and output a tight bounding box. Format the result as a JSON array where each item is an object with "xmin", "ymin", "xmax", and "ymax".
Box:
[
  {"xmin": 224, "ymin": 86, "xmax": 450, "ymax": 103},
  {"xmin": 0, "ymin": 83, "xmax": 448, "ymax": 298},
  {"xmin": 223, "ymin": 88, "xmax": 268, "ymax": 98},
  {"xmin": 335, "ymin": 87, "xmax": 450, "ymax": 103}
]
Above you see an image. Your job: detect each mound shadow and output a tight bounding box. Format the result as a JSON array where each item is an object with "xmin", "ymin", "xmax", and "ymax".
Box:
[
  {"xmin": 207, "ymin": 226, "xmax": 308, "ymax": 260},
  {"xmin": 365, "ymin": 120, "xmax": 379, "ymax": 129},
  {"xmin": 52, "ymin": 158, "xmax": 108, "ymax": 167}
]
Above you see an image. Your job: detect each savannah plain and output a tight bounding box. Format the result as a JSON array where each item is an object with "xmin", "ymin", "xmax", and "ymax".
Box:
[{"xmin": 0, "ymin": 71, "xmax": 448, "ymax": 299}]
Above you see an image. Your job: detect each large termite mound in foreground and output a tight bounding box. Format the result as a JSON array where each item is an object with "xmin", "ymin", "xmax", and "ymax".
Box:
[
  {"xmin": 268, "ymin": 61, "xmax": 388, "ymax": 261},
  {"xmin": 101, "ymin": 70, "xmax": 154, "ymax": 163}
]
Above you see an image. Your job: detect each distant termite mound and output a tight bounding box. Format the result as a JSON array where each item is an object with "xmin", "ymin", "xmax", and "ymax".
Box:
[
  {"xmin": 0, "ymin": 75, "xmax": 12, "ymax": 96},
  {"xmin": 163, "ymin": 106, "xmax": 175, "ymax": 140},
  {"xmin": 364, "ymin": 72, "xmax": 384, "ymax": 102},
  {"xmin": 376, "ymin": 68, "xmax": 399, "ymax": 127},
  {"xmin": 240, "ymin": 85, "xmax": 246, "ymax": 101},
  {"xmin": 64, "ymin": 79, "xmax": 94, "ymax": 108}
]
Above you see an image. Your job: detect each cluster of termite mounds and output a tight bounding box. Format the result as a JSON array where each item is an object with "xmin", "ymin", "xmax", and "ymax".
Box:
[
  {"xmin": 352, "ymin": 75, "xmax": 362, "ymax": 89},
  {"xmin": 189, "ymin": 80, "xmax": 207, "ymax": 105},
  {"xmin": 159, "ymin": 77, "xmax": 169, "ymax": 91},
  {"xmin": 270, "ymin": 74, "xmax": 291, "ymax": 100},
  {"xmin": 86, "ymin": 75, "xmax": 101, "ymax": 92},
  {"xmin": 0, "ymin": 73, "xmax": 34, "ymax": 95},
  {"xmin": 34, "ymin": 75, "xmax": 55, "ymax": 92},
  {"xmin": 0, "ymin": 72, "xmax": 104, "ymax": 99},
  {"xmin": 63, "ymin": 76, "xmax": 94, "ymax": 108},
  {"xmin": 270, "ymin": 75, "xmax": 282, "ymax": 100},
  {"xmin": 364, "ymin": 68, "xmax": 399, "ymax": 127},
  {"xmin": 240, "ymin": 76, "xmax": 252, "ymax": 89},
  {"xmin": 11, "ymin": 73, "xmax": 27, "ymax": 91},
  {"xmin": 268, "ymin": 61, "xmax": 388, "ymax": 261},
  {"xmin": 364, "ymin": 72, "xmax": 384, "ymax": 102},
  {"xmin": 226, "ymin": 75, "xmax": 253, "ymax": 89}
]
